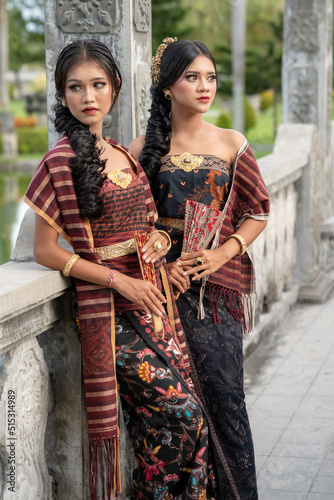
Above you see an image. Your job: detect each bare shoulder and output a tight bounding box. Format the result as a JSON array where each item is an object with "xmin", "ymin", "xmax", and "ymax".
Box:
[
  {"xmin": 205, "ymin": 123, "xmax": 246, "ymax": 163},
  {"xmin": 127, "ymin": 135, "xmax": 146, "ymax": 160}
]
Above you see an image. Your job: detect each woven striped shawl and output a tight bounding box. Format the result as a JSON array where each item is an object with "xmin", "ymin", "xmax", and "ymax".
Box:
[{"xmin": 206, "ymin": 139, "xmax": 270, "ymax": 333}]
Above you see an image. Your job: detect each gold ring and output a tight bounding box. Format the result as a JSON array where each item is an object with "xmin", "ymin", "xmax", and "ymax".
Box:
[
  {"xmin": 153, "ymin": 241, "xmax": 162, "ymax": 252},
  {"xmin": 195, "ymin": 257, "xmax": 204, "ymax": 266}
]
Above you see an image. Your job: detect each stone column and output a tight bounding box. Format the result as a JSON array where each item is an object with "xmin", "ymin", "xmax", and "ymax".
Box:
[
  {"xmin": 282, "ymin": 0, "xmax": 333, "ymax": 153},
  {"xmin": 282, "ymin": 0, "xmax": 334, "ymax": 302},
  {"xmin": 44, "ymin": 0, "xmax": 152, "ymax": 149}
]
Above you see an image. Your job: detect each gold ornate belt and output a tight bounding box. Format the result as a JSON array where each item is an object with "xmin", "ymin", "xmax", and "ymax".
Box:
[
  {"xmin": 96, "ymin": 237, "xmax": 137, "ymax": 260},
  {"xmin": 157, "ymin": 217, "xmax": 184, "ymax": 231}
]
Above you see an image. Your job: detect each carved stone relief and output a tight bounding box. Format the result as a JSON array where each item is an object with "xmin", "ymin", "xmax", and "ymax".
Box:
[
  {"xmin": 134, "ymin": 0, "xmax": 150, "ymax": 32},
  {"xmin": 289, "ymin": 66, "xmax": 317, "ymax": 124},
  {"xmin": 57, "ymin": 0, "xmax": 119, "ymax": 33},
  {"xmin": 0, "ymin": 339, "xmax": 50, "ymax": 499},
  {"xmin": 134, "ymin": 62, "xmax": 151, "ymax": 135},
  {"xmin": 290, "ymin": 12, "xmax": 319, "ymax": 52}
]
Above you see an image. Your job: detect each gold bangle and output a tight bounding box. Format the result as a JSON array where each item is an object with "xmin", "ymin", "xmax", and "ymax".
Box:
[
  {"xmin": 225, "ymin": 234, "xmax": 247, "ymax": 257},
  {"xmin": 157, "ymin": 230, "xmax": 172, "ymax": 251},
  {"xmin": 62, "ymin": 254, "xmax": 81, "ymax": 277}
]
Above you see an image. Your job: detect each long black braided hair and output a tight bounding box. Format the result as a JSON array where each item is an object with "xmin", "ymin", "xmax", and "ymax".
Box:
[
  {"xmin": 139, "ymin": 40, "xmax": 216, "ymax": 183},
  {"xmin": 54, "ymin": 39, "xmax": 122, "ymax": 219}
]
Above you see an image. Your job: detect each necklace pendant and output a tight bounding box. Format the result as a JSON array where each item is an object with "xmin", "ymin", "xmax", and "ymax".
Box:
[
  {"xmin": 170, "ymin": 152, "xmax": 204, "ymax": 172},
  {"xmin": 107, "ymin": 169, "xmax": 132, "ymax": 189}
]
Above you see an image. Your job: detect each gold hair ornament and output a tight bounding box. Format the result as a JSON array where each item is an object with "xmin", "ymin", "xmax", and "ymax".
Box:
[{"xmin": 151, "ymin": 37, "xmax": 178, "ymax": 85}]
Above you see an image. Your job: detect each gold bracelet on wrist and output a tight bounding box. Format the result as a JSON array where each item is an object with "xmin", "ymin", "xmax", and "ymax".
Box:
[
  {"xmin": 157, "ymin": 230, "xmax": 172, "ymax": 251},
  {"xmin": 225, "ymin": 234, "xmax": 247, "ymax": 257},
  {"xmin": 62, "ymin": 254, "xmax": 81, "ymax": 277}
]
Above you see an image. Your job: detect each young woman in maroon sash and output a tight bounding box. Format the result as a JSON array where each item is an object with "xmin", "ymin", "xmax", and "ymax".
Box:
[
  {"xmin": 129, "ymin": 38, "xmax": 270, "ymax": 500},
  {"xmin": 24, "ymin": 39, "xmax": 217, "ymax": 500}
]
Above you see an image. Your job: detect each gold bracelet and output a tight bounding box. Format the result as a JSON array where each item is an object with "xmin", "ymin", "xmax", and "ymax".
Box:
[
  {"xmin": 62, "ymin": 254, "xmax": 81, "ymax": 277},
  {"xmin": 225, "ymin": 234, "xmax": 247, "ymax": 257},
  {"xmin": 157, "ymin": 230, "xmax": 172, "ymax": 251}
]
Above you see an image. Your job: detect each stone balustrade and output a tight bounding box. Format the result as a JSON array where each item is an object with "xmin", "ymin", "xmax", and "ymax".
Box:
[{"xmin": 1, "ymin": 122, "xmax": 334, "ymax": 498}]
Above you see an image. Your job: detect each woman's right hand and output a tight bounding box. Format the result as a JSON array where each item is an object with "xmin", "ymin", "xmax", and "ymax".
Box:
[
  {"xmin": 112, "ymin": 272, "xmax": 167, "ymax": 317},
  {"xmin": 167, "ymin": 261, "xmax": 190, "ymax": 294}
]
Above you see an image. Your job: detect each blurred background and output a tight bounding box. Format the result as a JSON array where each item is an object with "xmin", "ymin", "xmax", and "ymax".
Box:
[{"xmin": 0, "ymin": 0, "xmax": 286, "ymax": 264}]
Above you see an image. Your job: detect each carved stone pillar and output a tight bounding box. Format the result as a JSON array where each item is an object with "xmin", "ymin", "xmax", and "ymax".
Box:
[
  {"xmin": 0, "ymin": 339, "xmax": 51, "ymax": 499},
  {"xmin": 282, "ymin": 0, "xmax": 334, "ymax": 302},
  {"xmin": 282, "ymin": 0, "xmax": 333, "ymax": 153},
  {"xmin": 44, "ymin": 0, "xmax": 152, "ymax": 148}
]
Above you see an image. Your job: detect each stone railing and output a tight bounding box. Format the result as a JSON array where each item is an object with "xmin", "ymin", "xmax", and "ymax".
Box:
[{"xmin": 1, "ymin": 123, "xmax": 333, "ymax": 499}]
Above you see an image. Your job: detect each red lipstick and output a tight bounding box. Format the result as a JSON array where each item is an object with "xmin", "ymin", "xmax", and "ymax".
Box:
[
  {"xmin": 82, "ymin": 107, "xmax": 98, "ymax": 114},
  {"xmin": 197, "ymin": 96, "xmax": 210, "ymax": 103}
]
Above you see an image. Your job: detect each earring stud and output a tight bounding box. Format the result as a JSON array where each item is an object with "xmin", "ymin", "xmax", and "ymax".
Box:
[{"xmin": 163, "ymin": 89, "xmax": 173, "ymax": 100}]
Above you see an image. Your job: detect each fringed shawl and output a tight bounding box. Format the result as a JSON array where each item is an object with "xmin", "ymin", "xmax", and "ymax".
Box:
[
  {"xmin": 206, "ymin": 139, "xmax": 270, "ymax": 333},
  {"xmin": 24, "ymin": 135, "xmax": 190, "ymax": 499}
]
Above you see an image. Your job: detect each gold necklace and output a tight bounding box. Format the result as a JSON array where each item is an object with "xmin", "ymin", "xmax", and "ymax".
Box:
[
  {"xmin": 170, "ymin": 152, "xmax": 204, "ymax": 172},
  {"xmin": 106, "ymin": 169, "xmax": 132, "ymax": 189}
]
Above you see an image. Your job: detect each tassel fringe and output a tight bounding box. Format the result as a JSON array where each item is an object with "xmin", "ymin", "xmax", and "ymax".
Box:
[
  {"xmin": 89, "ymin": 436, "xmax": 121, "ymax": 500},
  {"xmin": 207, "ymin": 282, "xmax": 256, "ymax": 334}
]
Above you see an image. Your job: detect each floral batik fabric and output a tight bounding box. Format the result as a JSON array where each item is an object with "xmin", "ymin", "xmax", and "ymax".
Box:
[{"xmin": 115, "ymin": 310, "xmax": 217, "ymax": 500}]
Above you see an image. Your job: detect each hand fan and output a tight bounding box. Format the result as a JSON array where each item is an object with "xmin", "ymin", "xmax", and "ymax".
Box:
[{"xmin": 182, "ymin": 200, "xmax": 223, "ymax": 255}]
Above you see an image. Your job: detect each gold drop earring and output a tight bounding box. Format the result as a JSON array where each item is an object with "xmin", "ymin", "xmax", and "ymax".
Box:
[
  {"xmin": 163, "ymin": 89, "xmax": 174, "ymax": 100},
  {"xmin": 62, "ymin": 97, "xmax": 68, "ymax": 107}
]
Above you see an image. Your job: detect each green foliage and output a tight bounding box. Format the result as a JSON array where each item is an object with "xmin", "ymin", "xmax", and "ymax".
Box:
[
  {"xmin": 216, "ymin": 110, "xmax": 232, "ymax": 130},
  {"xmin": 245, "ymin": 12, "xmax": 283, "ymax": 95},
  {"xmin": 151, "ymin": 0, "xmax": 193, "ymax": 52},
  {"xmin": 245, "ymin": 97, "xmax": 257, "ymax": 131},
  {"xmin": 214, "ymin": 5, "xmax": 283, "ymax": 97},
  {"xmin": 7, "ymin": 4, "xmax": 45, "ymax": 71},
  {"xmin": 214, "ymin": 98, "xmax": 256, "ymax": 132},
  {"xmin": 260, "ymin": 89, "xmax": 275, "ymax": 111},
  {"xmin": 16, "ymin": 126, "xmax": 48, "ymax": 155}
]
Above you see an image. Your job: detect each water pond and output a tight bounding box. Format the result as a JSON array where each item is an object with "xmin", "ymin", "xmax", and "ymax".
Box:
[{"xmin": 0, "ymin": 173, "xmax": 32, "ymax": 265}]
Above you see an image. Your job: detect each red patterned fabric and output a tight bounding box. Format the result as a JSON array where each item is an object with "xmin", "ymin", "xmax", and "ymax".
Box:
[
  {"xmin": 182, "ymin": 200, "xmax": 222, "ymax": 254},
  {"xmin": 24, "ymin": 135, "xmax": 190, "ymax": 499}
]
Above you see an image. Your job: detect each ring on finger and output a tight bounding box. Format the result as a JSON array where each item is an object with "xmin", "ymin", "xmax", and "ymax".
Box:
[
  {"xmin": 153, "ymin": 241, "xmax": 162, "ymax": 252},
  {"xmin": 195, "ymin": 256, "xmax": 204, "ymax": 266}
]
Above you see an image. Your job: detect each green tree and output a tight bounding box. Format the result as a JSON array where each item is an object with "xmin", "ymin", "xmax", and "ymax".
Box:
[
  {"xmin": 7, "ymin": 0, "xmax": 45, "ymax": 71},
  {"xmin": 214, "ymin": 3, "xmax": 283, "ymax": 98},
  {"xmin": 151, "ymin": 0, "xmax": 193, "ymax": 52}
]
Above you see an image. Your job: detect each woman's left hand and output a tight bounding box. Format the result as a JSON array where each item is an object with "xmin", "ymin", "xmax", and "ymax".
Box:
[
  {"xmin": 141, "ymin": 232, "xmax": 168, "ymax": 263},
  {"xmin": 176, "ymin": 248, "xmax": 228, "ymax": 281}
]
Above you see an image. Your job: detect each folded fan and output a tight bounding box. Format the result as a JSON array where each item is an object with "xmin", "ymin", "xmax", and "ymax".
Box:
[
  {"xmin": 134, "ymin": 232, "xmax": 164, "ymax": 336},
  {"xmin": 182, "ymin": 200, "xmax": 222, "ymax": 255}
]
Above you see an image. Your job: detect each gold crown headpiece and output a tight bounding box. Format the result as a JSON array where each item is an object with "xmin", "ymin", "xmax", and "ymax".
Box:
[{"xmin": 151, "ymin": 37, "xmax": 177, "ymax": 85}]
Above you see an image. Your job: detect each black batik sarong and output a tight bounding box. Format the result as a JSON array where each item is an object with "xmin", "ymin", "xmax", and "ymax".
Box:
[
  {"xmin": 176, "ymin": 283, "xmax": 258, "ymax": 500},
  {"xmin": 115, "ymin": 310, "xmax": 217, "ymax": 500}
]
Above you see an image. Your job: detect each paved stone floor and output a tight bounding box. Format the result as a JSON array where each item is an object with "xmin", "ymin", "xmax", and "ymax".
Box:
[{"xmin": 244, "ymin": 290, "xmax": 334, "ymax": 500}]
